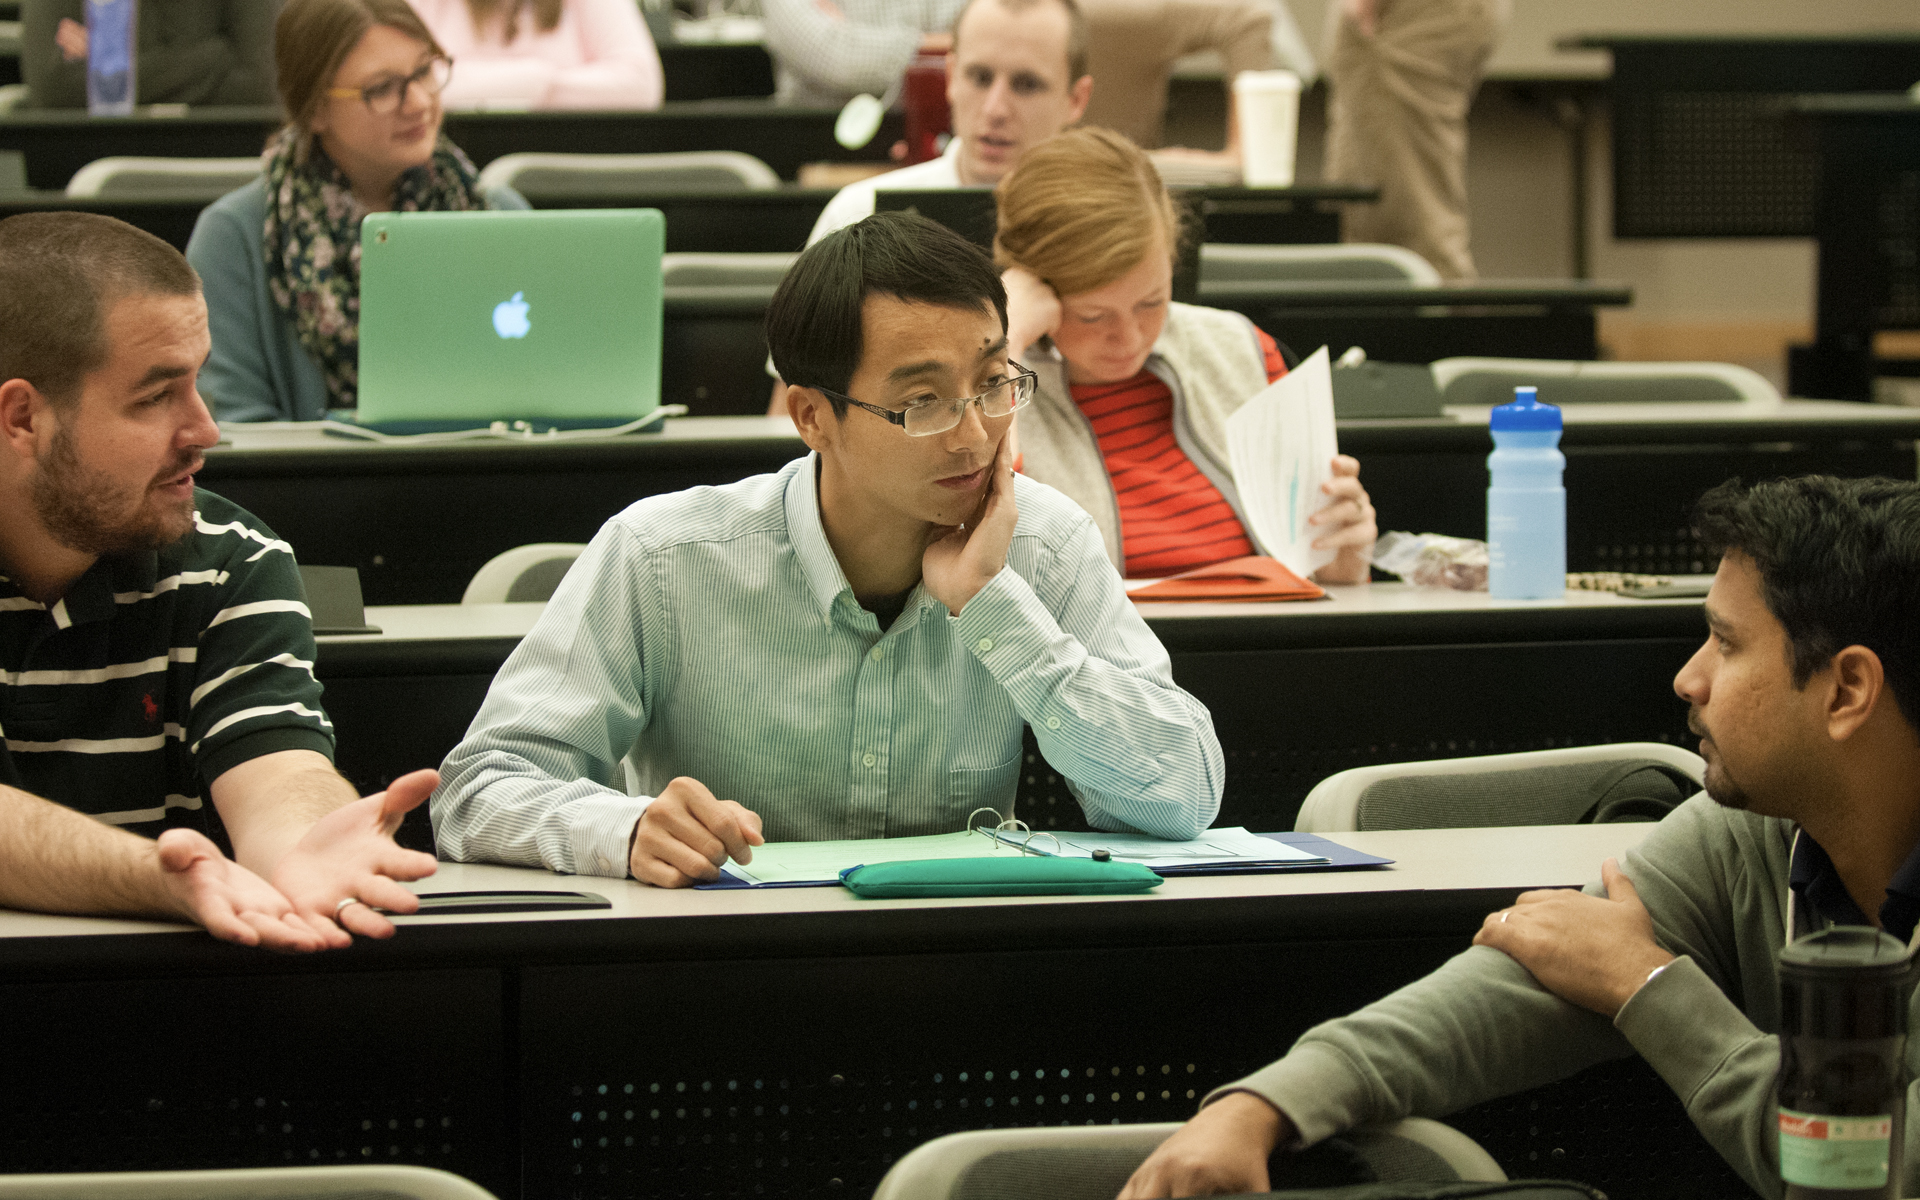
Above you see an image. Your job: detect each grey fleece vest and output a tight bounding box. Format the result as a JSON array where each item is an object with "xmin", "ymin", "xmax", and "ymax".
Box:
[{"xmin": 1017, "ymin": 302, "xmax": 1275, "ymax": 569}]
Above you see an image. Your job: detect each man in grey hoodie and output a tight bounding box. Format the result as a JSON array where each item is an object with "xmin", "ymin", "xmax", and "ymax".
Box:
[{"xmin": 1121, "ymin": 473, "xmax": 1920, "ymax": 1200}]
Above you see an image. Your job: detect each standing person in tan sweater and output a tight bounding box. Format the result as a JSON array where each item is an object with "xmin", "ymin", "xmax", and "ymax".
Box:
[
  {"xmin": 1077, "ymin": 0, "xmax": 1275, "ymax": 155},
  {"xmin": 1322, "ymin": 0, "xmax": 1508, "ymax": 280}
]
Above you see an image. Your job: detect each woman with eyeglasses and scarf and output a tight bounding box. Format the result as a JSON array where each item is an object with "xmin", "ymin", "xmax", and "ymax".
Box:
[{"xmin": 186, "ymin": 0, "xmax": 529, "ymax": 423}]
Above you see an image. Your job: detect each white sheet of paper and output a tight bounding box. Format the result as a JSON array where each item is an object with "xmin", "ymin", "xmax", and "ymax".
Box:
[
  {"xmin": 1225, "ymin": 345, "xmax": 1339, "ymax": 579},
  {"xmin": 989, "ymin": 826, "xmax": 1326, "ymax": 868}
]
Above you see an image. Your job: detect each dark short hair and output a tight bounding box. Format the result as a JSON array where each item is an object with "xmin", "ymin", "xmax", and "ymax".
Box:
[
  {"xmin": 0, "ymin": 212, "xmax": 201, "ymax": 408},
  {"xmin": 1693, "ymin": 475, "xmax": 1920, "ymax": 729},
  {"xmin": 767, "ymin": 211, "xmax": 1008, "ymax": 417},
  {"xmin": 951, "ymin": 0, "xmax": 1091, "ymax": 86}
]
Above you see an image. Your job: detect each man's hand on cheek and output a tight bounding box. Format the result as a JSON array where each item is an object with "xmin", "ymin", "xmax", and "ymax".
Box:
[
  {"xmin": 923, "ymin": 436, "xmax": 1018, "ymax": 615},
  {"xmin": 629, "ymin": 777, "xmax": 765, "ymax": 887},
  {"xmin": 1472, "ymin": 858, "xmax": 1674, "ymax": 1017}
]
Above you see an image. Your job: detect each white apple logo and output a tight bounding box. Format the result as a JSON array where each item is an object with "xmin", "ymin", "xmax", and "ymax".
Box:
[{"xmin": 492, "ymin": 292, "xmax": 531, "ymax": 339}]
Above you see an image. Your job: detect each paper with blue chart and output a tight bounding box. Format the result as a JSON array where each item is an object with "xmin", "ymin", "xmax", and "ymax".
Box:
[{"xmin": 1226, "ymin": 345, "xmax": 1339, "ymax": 580}]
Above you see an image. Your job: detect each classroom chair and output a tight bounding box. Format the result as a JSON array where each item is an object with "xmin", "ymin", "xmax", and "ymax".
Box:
[
  {"xmin": 1199, "ymin": 242, "xmax": 1443, "ymax": 286},
  {"xmin": 0, "ymin": 1164, "xmax": 497, "ymax": 1199},
  {"xmin": 475, "ymin": 151, "xmax": 780, "ymax": 198},
  {"xmin": 662, "ymin": 251, "xmax": 798, "ymax": 292},
  {"xmin": 872, "ymin": 1116, "xmax": 1505, "ymax": 1200},
  {"xmin": 461, "ymin": 543, "xmax": 585, "ymax": 604},
  {"xmin": 0, "ymin": 148, "xmax": 23, "ymax": 191},
  {"xmin": 1293, "ymin": 743, "xmax": 1706, "ymax": 833},
  {"xmin": 1431, "ymin": 358, "xmax": 1782, "ymax": 409},
  {"xmin": 63, "ymin": 155, "xmax": 262, "ymax": 199}
]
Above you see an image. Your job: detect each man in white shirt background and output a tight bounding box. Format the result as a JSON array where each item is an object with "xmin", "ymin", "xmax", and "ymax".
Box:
[
  {"xmin": 804, "ymin": 0, "xmax": 1093, "ymax": 245},
  {"xmin": 771, "ymin": 0, "xmax": 1092, "ymax": 414}
]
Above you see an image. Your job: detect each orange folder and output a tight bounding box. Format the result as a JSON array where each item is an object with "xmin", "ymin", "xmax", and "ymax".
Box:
[{"xmin": 1127, "ymin": 555, "xmax": 1326, "ymax": 603}]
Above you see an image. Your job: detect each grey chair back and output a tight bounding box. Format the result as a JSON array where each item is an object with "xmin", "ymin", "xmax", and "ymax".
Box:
[
  {"xmin": 1199, "ymin": 243, "xmax": 1442, "ymax": 285},
  {"xmin": 461, "ymin": 543, "xmax": 586, "ymax": 604},
  {"xmin": 64, "ymin": 156, "xmax": 262, "ymax": 199},
  {"xmin": 1431, "ymin": 358, "xmax": 1782, "ymax": 408},
  {"xmin": 476, "ymin": 151, "xmax": 780, "ymax": 198},
  {"xmin": 1356, "ymin": 758, "xmax": 1696, "ymax": 830}
]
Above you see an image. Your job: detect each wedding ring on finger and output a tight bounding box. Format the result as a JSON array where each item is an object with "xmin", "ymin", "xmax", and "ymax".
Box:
[
  {"xmin": 1500, "ymin": 909, "xmax": 1510, "ymax": 923},
  {"xmin": 335, "ymin": 897, "xmax": 365, "ymax": 918}
]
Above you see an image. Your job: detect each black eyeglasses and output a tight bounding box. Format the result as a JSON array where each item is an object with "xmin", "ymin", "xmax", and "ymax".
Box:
[
  {"xmin": 812, "ymin": 365, "xmax": 1037, "ymax": 437},
  {"xmin": 328, "ymin": 57, "xmax": 453, "ymax": 116}
]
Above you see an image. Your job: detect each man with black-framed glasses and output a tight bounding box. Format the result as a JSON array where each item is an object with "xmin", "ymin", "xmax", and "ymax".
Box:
[{"xmin": 433, "ymin": 211, "xmax": 1224, "ymax": 887}]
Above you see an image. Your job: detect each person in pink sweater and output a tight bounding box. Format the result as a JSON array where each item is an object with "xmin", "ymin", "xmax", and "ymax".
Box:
[{"xmin": 413, "ymin": 0, "xmax": 664, "ymax": 110}]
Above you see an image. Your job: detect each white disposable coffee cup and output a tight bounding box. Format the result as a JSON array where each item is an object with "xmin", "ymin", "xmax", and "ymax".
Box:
[{"xmin": 1233, "ymin": 70, "xmax": 1302, "ymax": 187}]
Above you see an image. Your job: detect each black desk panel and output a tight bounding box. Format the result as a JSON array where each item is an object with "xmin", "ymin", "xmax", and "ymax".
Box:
[
  {"xmin": 207, "ymin": 407, "xmax": 1918, "ymax": 609},
  {"xmin": 1786, "ymin": 96, "xmax": 1920, "ymax": 402},
  {"xmin": 202, "ymin": 429, "xmax": 801, "ymax": 608},
  {"xmin": 442, "ymin": 104, "xmax": 899, "ymax": 181},
  {"xmin": 0, "ymin": 188, "xmax": 834, "ymax": 255},
  {"xmin": 657, "ymin": 41, "xmax": 775, "ymax": 102},
  {"xmin": 1205, "ymin": 281, "xmax": 1632, "ymax": 365},
  {"xmin": 0, "ymin": 103, "xmax": 897, "ymax": 190},
  {"xmin": 1575, "ymin": 35, "xmax": 1920, "ymax": 239},
  {"xmin": 0, "ymin": 968, "xmax": 515, "ymax": 1195},
  {"xmin": 1351, "ymin": 432, "xmax": 1920, "ymax": 568},
  {"xmin": 667, "ymin": 281, "xmax": 1633, "ymax": 418},
  {"xmin": 0, "ymin": 860, "xmax": 1746, "ymax": 1200},
  {"xmin": 314, "ymin": 597, "xmax": 1706, "ymax": 838}
]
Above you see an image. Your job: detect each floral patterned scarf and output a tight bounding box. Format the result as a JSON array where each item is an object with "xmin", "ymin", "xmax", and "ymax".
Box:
[{"xmin": 261, "ymin": 127, "xmax": 492, "ymax": 410}]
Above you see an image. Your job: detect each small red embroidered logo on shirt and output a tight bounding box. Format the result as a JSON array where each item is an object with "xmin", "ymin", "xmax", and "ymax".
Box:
[{"xmin": 142, "ymin": 693, "xmax": 159, "ymax": 722}]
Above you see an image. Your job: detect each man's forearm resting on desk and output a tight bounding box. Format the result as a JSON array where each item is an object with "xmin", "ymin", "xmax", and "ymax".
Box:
[
  {"xmin": 1122, "ymin": 862, "xmax": 1679, "ymax": 1198},
  {"xmin": 0, "ymin": 781, "xmax": 333, "ymax": 951}
]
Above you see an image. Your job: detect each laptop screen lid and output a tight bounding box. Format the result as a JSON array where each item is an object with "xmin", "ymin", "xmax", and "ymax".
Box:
[{"xmin": 355, "ymin": 207, "xmax": 664, "ymax": 431}]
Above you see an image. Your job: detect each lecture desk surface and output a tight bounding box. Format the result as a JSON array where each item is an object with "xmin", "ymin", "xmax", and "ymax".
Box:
[
  {"xmin": 204, "ymin": 399, "xmax": 1920, "ymax": 468},
  {"xmin": 309, "ymin": 577, "xmax": 1716, "ymax": 678},
  {"xmin": 0, "ymin": 823, "xmax": 1652, "ymax": 970}
]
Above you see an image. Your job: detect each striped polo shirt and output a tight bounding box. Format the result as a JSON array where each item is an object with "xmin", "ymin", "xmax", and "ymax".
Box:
[
  {"xmin": 0, "ymin": 490, "xmax": 335, "ymax": 838},
  {"xmin": 1071, "ymin": 328, "xmax": 1289, "ymax": 578}
]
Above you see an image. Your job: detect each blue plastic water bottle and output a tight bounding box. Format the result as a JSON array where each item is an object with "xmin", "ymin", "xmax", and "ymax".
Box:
[
  {"xmin": 86, "ymin": 0, "xmax": 138, "ymax": 116},
  {"xmin": 1487, "ymin": 386, "xmax": 1565, "ymax": 599}
]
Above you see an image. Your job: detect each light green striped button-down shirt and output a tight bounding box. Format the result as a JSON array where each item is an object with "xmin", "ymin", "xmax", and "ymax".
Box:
[{"xmin": 432, "ymin": 454, "xmax": 1223, "ymax": 877}]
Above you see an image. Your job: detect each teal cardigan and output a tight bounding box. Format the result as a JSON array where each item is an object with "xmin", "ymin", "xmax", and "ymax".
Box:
[{"xmin": 187, "ymin": 177, "xmax": 529, "ymax": 423}]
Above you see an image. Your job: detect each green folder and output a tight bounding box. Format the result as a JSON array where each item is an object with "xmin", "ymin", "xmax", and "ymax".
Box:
[{"xmin": 841, "ymin": 857, "xmax": 1163, "ymax": 898}]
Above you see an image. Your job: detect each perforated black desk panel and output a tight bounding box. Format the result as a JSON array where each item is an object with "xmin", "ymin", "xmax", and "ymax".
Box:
[
  {"xmin": 1788, "ymin": 96, "xmax": 1920, "ymax": 402},
  {"xmin": 1574, "ymin": 35, "xmax": 1920, "ymax": 239},
  {"xmin": 0, "ymin": 839, "xmax": 1749, "ymax": 1200},
  {"xmin": 311, "ymin": 591, "xmax": 1707, "ymax": 843},
  {"xmin": 0, "ymin": 189, "xmax": 839, "ymax": 256},
  {"xmin": 0, "ymin": 103, "xmax": 899, "ymax": 190},
  {"xmin": 204, "ymin": 409, "xmax": 1920, "ymax": 608}
]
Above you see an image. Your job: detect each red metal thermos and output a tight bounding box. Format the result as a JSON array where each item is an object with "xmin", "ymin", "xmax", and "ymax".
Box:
[{"xmin": 902, "ymin": 53, "xmax": 951, "ymax": 165}]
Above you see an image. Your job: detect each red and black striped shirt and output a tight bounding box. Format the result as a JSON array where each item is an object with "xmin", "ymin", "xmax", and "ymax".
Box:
[{"xmin": 1071, "ymin": 329, "xmax": 1289, "ymax": 578}]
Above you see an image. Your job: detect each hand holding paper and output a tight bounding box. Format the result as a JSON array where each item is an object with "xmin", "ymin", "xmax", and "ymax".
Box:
[
  {"xmin": 1309, "ymin": 454, "xmax": 1378, "ymax": 584},
  {"xmin": 1226, "ymin": 346, "xmax": 1340, "ymax": 579}
]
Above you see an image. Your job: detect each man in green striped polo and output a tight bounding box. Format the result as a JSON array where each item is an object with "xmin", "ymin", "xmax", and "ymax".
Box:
[{"xmin": 0, "ymin": 212, "xmax": 437, "ymax": 951}]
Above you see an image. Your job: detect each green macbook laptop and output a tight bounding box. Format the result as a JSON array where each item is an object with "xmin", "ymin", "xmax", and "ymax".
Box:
[{"xmin": 348, "ymin": 207, "xmax": 665, "ymax": 433}]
